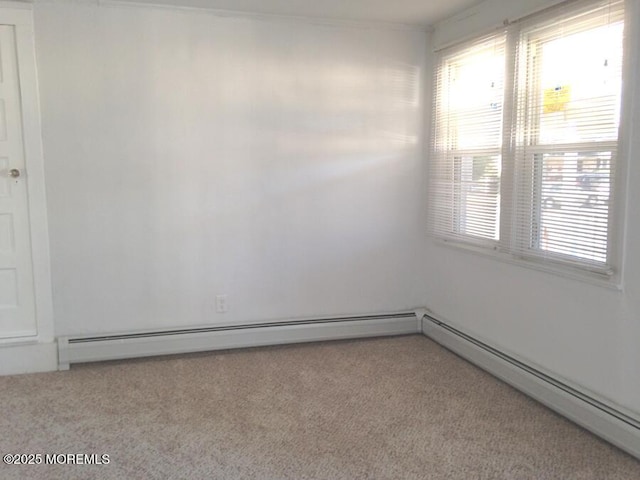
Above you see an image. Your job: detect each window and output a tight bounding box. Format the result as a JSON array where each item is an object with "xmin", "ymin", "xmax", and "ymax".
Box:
[{"xmin": 429, "ymin": 0, "xmax": 626, "ymax": 278}]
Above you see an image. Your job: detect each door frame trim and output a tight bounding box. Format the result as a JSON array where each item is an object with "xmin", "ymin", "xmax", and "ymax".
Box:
[{"xmin": 0, "ymin": 3, "xmax": 55, "ymax": 354}]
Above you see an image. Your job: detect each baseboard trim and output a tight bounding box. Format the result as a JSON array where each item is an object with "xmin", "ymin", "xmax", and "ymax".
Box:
[
  {"xmin": 422, "ymin": 315, "xmax": 640, "ymax": 460},
  {"xmin": 0, "ymin": 341, "xmax": 58, "ymax": 375},
  {"xmin": 58, "ymin": 312, "xmax": 420, "ymax": 369}
]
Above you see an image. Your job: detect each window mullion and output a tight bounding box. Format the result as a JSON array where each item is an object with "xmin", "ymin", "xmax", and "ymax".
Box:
[{"xmin": 498, "ymin": 26, "xmax": 520, "ymax": 254}]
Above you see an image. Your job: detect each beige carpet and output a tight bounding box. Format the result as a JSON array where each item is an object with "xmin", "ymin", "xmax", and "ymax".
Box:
[{"xmin": 1, "ymin": 335, "xmax": 639, "ymax": 479}]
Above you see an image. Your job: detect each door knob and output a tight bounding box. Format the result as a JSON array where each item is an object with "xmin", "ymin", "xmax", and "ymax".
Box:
[{"xmin": 8, "ymin": 168, "xmax": 20, "ymax": 178}]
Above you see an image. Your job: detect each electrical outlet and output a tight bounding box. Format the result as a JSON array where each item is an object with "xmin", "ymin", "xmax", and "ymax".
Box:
[{"xmin": 215, "ymin": 294, "xmax": 228, "ymax": 313}]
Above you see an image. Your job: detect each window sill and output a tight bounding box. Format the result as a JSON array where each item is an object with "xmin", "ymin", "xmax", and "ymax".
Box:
[{"xmin": 433, "ymin": 236, "xmax": 623, "ymax": 291}]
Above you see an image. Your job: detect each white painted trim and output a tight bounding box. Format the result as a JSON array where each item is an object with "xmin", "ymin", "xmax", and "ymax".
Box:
[
  {"xmin": 58, "ymin": 314, "xmax": 420, "ymax": 369},
  {"xmin": 0, "ymin": 5, "xmax": 54, "ymax": 345},
  {"xmin": 433, "ymin": 237, "xmax": 623, "ymax": 291},
  {"xmin": 422, "ymin": 316, "xmax": 640, "ymax": 460},
  {"xmin": 0, "ymin": 341, "xmax": 57, "ymax": 375}
]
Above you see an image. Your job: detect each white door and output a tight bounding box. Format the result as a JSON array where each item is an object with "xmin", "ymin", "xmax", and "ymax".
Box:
[{"xmin": 0, "ymin": 25, "xmax": 36, "ymax": 339}]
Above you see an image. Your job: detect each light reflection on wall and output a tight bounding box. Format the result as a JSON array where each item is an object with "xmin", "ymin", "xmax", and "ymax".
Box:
[
  {"xmin": 186, "ymin": 27, "xmax": 421, "ymax": 156},
  {"xmin": 35, "ymin": 3, "xmax": 427, "ymax": 333}
]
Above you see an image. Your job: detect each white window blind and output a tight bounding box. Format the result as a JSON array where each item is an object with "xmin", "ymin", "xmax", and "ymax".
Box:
[
  {"xmin": 430, "ymin": 0, "xmax": 626, "ymax": 277},
  {"xmin": 430, "ymin": 33, "xmax": 506, "ymax": 244}
]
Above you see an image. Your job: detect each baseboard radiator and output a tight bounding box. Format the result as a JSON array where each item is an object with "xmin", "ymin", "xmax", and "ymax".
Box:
[
  {"xmin": 422, "ymin": 314, "xmax": 640, "ymax": 460},
  {"xmin": 57, "ymin": 312, "xmax": 421, "ymax": 370}
]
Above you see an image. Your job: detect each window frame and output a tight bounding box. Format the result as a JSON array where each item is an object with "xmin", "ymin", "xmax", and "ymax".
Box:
[
  {"xmin": 428, "ymin": 0, "xmax": 631, "ymax": 287},
  {"xmin": 431, "ymin": 31, "xmax": 507, "ymax": 250}
]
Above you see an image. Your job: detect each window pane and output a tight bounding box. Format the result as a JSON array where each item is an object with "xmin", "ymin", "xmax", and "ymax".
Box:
[
  {"xmin": 536, "ymin": 151, "xmax": 611, "ymax": 263},
  {"xmin": 513, "ymin": 1, "xmax": 625, "ymax": 272},
  {"xmin": 445, "ymin": 41, "xmax": 505, "ymax": 149},
  {"xmin": 455, "ymin": 155, "xmax": 501, "ymax": 240},
  {"xmin": 534, "ymin": 22, "xmax": 624, "ymax": 144},
  {"xmin": 430, "ymin": 34, "xmax": 505, "ymax": 243}
]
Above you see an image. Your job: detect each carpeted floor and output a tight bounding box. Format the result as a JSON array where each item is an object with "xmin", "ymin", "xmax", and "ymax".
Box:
[{"xmin": 1, "ymin": 335, "xmax": 639, "ymax": 479}]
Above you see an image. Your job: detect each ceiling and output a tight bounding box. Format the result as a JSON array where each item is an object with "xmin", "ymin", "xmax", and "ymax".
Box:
[{"xmin": 114, "ymin": 0, "xmax": 484, "ymax": 27}]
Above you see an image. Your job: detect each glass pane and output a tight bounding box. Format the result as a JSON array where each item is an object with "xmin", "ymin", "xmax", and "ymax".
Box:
[
  {"xmin": 445, "ymin": 39, "xmax": 505, "ymax": 150},
  {"xmin": 535, "ymin": 22, "xmax": 624, "ymax": 144},
  {"xmin": 455, "ymin": 155, "xmax": 501, "ymax": 240},
  {"xmin": 537, "ymin": 151, "xmax": 611, "ymax": 263}
]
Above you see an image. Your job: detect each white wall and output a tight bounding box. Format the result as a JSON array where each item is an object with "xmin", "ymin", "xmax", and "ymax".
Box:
[
  {"xmin": 425, "ymin": 0, "xmax": 640, "ymax": 416},
  {"xmin": 33, "ymin": 1, "xmax": 427, "ymax": 335}
]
